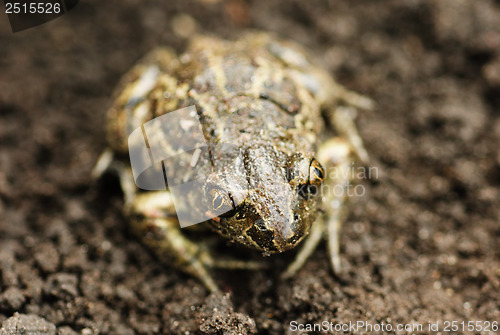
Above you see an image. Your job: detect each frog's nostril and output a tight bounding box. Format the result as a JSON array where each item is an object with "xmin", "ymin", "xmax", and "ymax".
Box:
[
  {"xmin": 246, "ymin": 220, "xmax": 305, "ymax": 253},
  {"xmin": 254, "ymin": 218, "xmax": 267, "ymax": 231},
  {"xmin": 247, "ymin": 222, "xmax": 278, "ymax": 252},
  {"xmin": 286, "ymin": 230, "xmax": 304, "ymax": 245}
]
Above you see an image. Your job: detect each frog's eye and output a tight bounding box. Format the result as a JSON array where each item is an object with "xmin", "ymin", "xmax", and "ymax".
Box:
[
  {"xmin": 309, "ymin": 159, "xmax": 325, "ymax": 185},
  {"xmin": 298, "ymin": 159, "xmax": 325, "ymax": 199},
  {"xmin": 208, "ymin": 186, "xmax": 236, "ymax": 217}
]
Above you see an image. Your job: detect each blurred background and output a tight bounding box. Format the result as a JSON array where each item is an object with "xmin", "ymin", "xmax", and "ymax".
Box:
[{"xmin": 0, "ymin": 0, "xmax": 499, "ymax": 334}]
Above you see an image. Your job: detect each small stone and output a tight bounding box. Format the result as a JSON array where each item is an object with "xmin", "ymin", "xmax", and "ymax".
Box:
[
  {"xmin": 57, "ymin": 326, "xmax": 79, "ymax": 335},
  {"xmin": 0, "ymin": 287, "xmax": 25, "ymax": 310},
  {"xmin": 34, "ymin": 243, "xmax": 60, "ymax": 273},
  {"xmin": 0, "ymin": 313, "xmax": 56, "ymax": 335},
  {"xmin": 44, "ymin": 273, "xmax": 79, "ymax": 299},
  {"xmin": 199, "ymin": 293, "xmax": 257, "ymax": 335}
]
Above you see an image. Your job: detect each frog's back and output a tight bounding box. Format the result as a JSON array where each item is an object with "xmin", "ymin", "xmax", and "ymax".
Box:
[{"xmin": 106, "ymin": 32, "xmax": 328, "ymax": 157}]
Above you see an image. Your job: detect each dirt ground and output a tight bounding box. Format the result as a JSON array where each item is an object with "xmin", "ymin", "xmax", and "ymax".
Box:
[{"xmin": 1, "ymin": 0, "xmax": 499, "ymax": 334}]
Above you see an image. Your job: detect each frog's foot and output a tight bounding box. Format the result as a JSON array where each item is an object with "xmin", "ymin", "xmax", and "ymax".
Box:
[
  {"xmin": 323, "ymin": 79, "xmax": 373, "ymax": 165},
  {"xmin": 91, "ymin": 148, "xmax": 114, "ymax": 180},
  {"xmin": 331, "ymin": 106, "xmax": 369, "ymax": 164},
  {"xmin": 282, "ymin": 217, "xmax": 325, "ymax": 279},
  {"xmin": 318, "ymin": 138, "xmax": 356, "ymax": 275},
  {"xmin": 333, "ymin": 83, "xmax": 375, "ymax": 113}
]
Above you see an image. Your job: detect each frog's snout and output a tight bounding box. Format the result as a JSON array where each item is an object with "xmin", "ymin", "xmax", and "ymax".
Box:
[{"xmin": 246, "ymin": 217, "xmax": 306, "ymax": 253}]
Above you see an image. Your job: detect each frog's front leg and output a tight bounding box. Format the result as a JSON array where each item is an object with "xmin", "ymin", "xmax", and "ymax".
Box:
[
  {"xmin": 104, "ymin": 160, "xmax": 216, "ymax": 292},
  {"xmin": 330, "ymin": 105, "xmax": 370, "ymax": 164},
  {"xmin": 127, "ymin": 191, "xmax": 221, "ymax": 292},
  {"xmin": 129, "ymin": 192, "xmax": 266, "ymax": 291},
  {"xmin": 283, "ymin": 137, "xmax": 356, "ymax": 278},
  {"xmin": 317, "ymin": 137, "xmax": 358, "ymax": 274}
]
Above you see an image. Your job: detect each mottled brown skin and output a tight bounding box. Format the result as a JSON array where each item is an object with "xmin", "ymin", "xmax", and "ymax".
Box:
[{"xmin": 101, "ymin": 32, "xmax": 372, "ymax": 291}]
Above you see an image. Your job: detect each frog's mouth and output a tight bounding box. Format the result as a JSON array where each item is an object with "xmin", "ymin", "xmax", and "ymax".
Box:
[{"xmin": 244, "ymin": 217, "xmax": 307, "ymax": 253}]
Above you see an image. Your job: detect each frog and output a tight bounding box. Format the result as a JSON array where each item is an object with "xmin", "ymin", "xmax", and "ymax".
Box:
[{"xmin": 93, "ymin": 31, "xmax": 373, "ymax": 292}]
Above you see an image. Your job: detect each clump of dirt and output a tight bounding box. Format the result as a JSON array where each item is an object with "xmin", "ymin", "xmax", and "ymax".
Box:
[{"xmin": 1, "ymin": 0, "xmax": 499, "ymax": 334}]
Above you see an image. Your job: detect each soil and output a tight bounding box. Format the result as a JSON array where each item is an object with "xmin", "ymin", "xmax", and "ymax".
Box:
[{"xmin": 1, "ymin": 0, "xmax": 499, "ymax": 334}]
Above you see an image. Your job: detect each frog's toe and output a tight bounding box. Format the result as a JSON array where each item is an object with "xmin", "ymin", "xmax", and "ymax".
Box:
[
  {"xmin": 91, "ymin": 148, "xmax": 114, "ymax": 180},
  {"xmin": 281, "ymin": 218, "xmax": 325, "ymax": 279},
  {"xmin": 209, "ymin": 258, "xmax": 267, "ymax": 270},
  {"xmin": 327, "ymin": 213, "xmax": 343, "ymax": 275},
  {"xmin": 332, "ymin": 106, "xmax": 370, "ymax": 164},
  {"xmin": 195, "ymin": 251, "xmax": 266, "ymax": 290},
  {"xmin": 186, "ymin": 251, "xmax": 220, "ymax": 292}
]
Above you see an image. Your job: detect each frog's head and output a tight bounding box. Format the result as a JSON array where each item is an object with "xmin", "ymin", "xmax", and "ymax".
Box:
[{"xmin": 205, "ymin": 145, "xmax": 325, "ymax": 253}]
